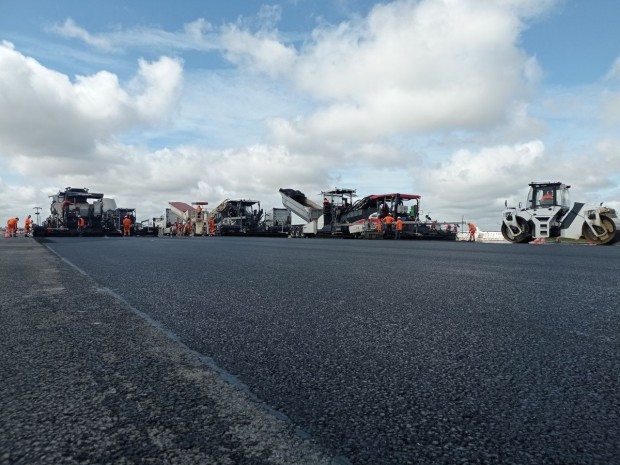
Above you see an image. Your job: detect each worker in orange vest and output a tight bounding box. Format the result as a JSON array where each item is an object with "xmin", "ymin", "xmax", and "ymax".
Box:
[
  {"xmin": 208, "ymin": 217, "xmax": 215, "ymax": 236},
  {"xmin": 77, "ymin": 215, "xmax": 85, "ymax": 235},
  {"xmin": 375, "ymin": 216, "xmax": 383, "ymax": 235},
  {"xmin": 540, "ymin": 189, "xmax": 553, "ymax": 206},
  {"xmin": 6, "ymin": 217, "xmax": 18, "ymax": 237},
  {"xmin": 122, "ymin": 215, "xmax": 132, "ymax": 236},
  {"xmin": 384, "ymin": 214, "xmax": 395, "ymax": 237},
  {"xmin": 468, "ymin": 222, "xmax": 477, "ymax": 242},
  {"xmin": 395, "ymin": 217, "xmax": 403, "ymax": 239},
  {"xmin": 24, "ymin": 215, "xmax": 33, "ymax": 236}
]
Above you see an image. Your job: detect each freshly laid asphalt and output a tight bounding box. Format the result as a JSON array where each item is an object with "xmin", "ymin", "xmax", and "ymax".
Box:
[{"xmin": 2, "ymin": 236, "xmax": 619, "ymax": 464}]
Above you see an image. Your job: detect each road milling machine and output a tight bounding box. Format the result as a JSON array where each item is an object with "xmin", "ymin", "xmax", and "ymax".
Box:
[{"xmin": 501, "ymin": 182, "xmax": 619, "ymax": 244}]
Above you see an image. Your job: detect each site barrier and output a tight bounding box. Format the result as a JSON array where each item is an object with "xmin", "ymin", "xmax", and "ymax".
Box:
[{"xmin": 456, "ymin": 231, "xmax": 507, "ymax": 242}]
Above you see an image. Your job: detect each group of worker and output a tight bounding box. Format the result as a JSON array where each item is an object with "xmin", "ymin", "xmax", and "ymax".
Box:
[
  {"xmin": 173, "ymin": 220, "xmax": 193, "ymax": 237},
  {"xmin": 195, "ymin": 206, "xmax": 218, "ymax": 235},
  {"xmin": 4, "ymin": 214, "xmax": 134, "ymax": 237},
  {"xmin": 375, "ymin": 214, "xmax": 404, "ymax": 239},
  {"xmin": 4, "ymin": 215, "xmax": 33, "ymax": 238},
  {"xmin": 172, "ymin": 215, "xmax": 216, "ymax": 237}
]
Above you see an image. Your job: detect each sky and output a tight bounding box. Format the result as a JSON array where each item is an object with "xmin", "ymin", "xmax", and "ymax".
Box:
[{"xmin": 1, "ymin": 0, "xmax": 620, "ymax": 230}]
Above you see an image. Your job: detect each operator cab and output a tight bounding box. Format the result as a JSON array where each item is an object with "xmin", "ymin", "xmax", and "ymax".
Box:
[{"xmin": 527, "ymin": 182, "xmax": 571, "ymax": 209}]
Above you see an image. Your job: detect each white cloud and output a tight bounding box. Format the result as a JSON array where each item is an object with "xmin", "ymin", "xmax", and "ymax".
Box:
[
  {"xmin": 604, "ymin": 56, "xmax": 620, "ymax": 82},
  {"xmin": 52, "ymin": 18, "xmax": 114, "ymax": 50},
  {"xmin": 0, "ymin": 41, "xmax": 182, "ymax": 159},
  {"xmin": 418, "ymin": 140, "xmax": 545, "ymax": 215},
  {"xmin": 183, "ymin": 18, "xmax": 213, "ymax": 42},
  {"xmin": 219, "ymin": 26, "xmax": 297, "ymax": 77},
  {"xmin": 208, "ymin": 0, "xmax": 547, "ymax": 145},
  {"xmin": 284, "ymin": 0, "xmax": 541, "ymax": 136},
  {"xmin": 50, "ymin": 17, "xmax": 220, "ymax": 53}
]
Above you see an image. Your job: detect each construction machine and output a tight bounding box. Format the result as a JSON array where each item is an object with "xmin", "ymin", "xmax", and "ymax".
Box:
[
  {"xmin": 280, "ymin": 188, "xmax": 357, "ymax": 238},
  {"xmin": 280, "ymin": 188, "xmax": 457, "ymax": 240},
  {"xmin": 208, "ymin": 199, "xmax": 291, "ymax": 236},
  {"xmin": 501, "ymin": 182, "xmax": 619, "ymax": 245},
  {"xmin": 34, "ymin": 187, "xmax": 119, "ymax": 236}
]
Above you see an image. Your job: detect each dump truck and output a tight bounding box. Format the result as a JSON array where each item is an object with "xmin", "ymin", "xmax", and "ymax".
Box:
[{"xmin": 501, "ymin": 181, "xmax": 619, "ymax": 244}]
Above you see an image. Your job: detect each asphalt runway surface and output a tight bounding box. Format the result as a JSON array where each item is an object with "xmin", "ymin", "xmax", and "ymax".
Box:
[{"xmin": 39, "ymin": 236, "xmax": 620, "ymax": 464}]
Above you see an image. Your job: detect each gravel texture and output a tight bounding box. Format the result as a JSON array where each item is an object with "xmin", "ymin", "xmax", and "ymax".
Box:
[
  {"xmin": 2, "ymin": 235, "xmax": 619, "ymax": 464},
  {"xmin": 0, "ymin": 239, "xmax": 335, "ymax": 465}
]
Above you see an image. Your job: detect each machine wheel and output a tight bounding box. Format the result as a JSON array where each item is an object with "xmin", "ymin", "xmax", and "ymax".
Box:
[
  {"xmin": 501, "ymin": 218, "xmax": 531, "ymax": 243},
  {"xmin": 582, "ymin": 216, "xmax": 618, "ymax": 245}
]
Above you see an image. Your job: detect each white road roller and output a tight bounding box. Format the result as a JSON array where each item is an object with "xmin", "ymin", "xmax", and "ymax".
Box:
[{"xmin": 501, "ymin": 182, "xmax": 619, "ymax": 245}]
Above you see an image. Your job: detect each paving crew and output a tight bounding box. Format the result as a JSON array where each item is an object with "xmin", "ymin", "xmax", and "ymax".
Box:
[
  {"xmin": 122, "ymin": 215, "xmax": 132, "ymax": 236},
  {"xmin": 77, "ymin": 215, "xmax": 85, "ymax": 235},
  {"xmin": 6, "ymin": 217, "xmax": 18, "ymax": 237},
  {"xmin": 395, "ymin": 217, "xmax": 403, "ymax": 239},
  {"xmin": 468, "ymin": 222, "xmax": 477, "ymax": 242},
  {"xmin": 375, "ymin": 214, "xmax": 383, "ymax": 235},
  {"xmin": 196, "ymin": 205, "xmax": 202, "ymax": 217},
  {"xmin": 208, "ymin": 217, "xmax": 215, "ymax": 236},
  {"xmin": 384, "ymin": 214, "xmax": 395, "ymax": 236},
  {"xmin": 24, "ymin": 215, "xmax": 33, "ymax": 236}
]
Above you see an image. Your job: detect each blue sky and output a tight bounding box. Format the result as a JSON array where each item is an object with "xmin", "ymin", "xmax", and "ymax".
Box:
[{"xmin": 1, "ymin": 0, "xmax": 620, "ymax": 229}]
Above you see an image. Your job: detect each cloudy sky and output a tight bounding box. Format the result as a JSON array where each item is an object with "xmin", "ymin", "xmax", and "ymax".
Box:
[{"xmin": 1, "ymin": 0, "xmax": 619, "ymax": 229}]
